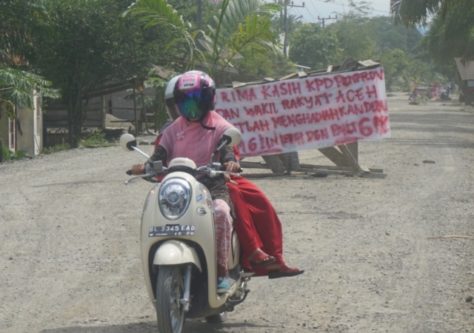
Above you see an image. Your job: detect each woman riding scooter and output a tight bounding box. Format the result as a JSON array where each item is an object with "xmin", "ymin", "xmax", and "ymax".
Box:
[
  {"xmin": 133, "ymin": 70, "xmax": 238, "ymax": 292},
  {"xmin": 135, "ymin": 71, "xmax": 303, "ymax": 279}
]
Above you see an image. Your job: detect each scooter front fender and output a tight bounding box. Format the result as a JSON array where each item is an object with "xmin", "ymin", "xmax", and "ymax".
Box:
[{"xmin": 153, "ymin": 240, "xmax": 202, "ymax": 271}]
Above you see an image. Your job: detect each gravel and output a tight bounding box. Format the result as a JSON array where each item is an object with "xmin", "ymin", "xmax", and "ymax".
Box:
[{"xmin": 0, "ymin": 93, "xmax": 473, "ymax": 333}]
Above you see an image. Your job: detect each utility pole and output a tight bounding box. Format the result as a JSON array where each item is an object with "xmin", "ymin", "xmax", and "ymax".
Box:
[
  {"xmin": 282, "ymin": 1, "xmax": 305, "ymax": 57},
  {"xmin": 196, "ymin": 0, "xmax": 203, "ymax": 28},
  {"xmin": 390, "ymin": 0, "xmax": 398, "ymax": 14},
  {"xmin": 318, "ymin": 15, "xmax": 337, "ymax": 28}
]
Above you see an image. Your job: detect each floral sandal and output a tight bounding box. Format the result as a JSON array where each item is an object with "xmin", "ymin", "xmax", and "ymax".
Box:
[{"xmin": 248, "ymin": 248, "xmax": 276, "ymax": 268}]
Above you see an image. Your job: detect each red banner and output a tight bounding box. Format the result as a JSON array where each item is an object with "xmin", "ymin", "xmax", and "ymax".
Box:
[{"xmin": 215, "ymin": 66, "xmax": 390, "ymax": 157}]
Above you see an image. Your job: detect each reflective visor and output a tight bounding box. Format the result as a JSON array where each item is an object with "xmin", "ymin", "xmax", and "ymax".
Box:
[{"xmin": 176, "ymin": 91, "xmax": 203, "ymax": 121}]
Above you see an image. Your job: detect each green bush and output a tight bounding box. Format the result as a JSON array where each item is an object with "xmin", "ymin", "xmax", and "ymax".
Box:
[
  {"xmin": 1, "ymin": 144, "xmax": 11, "ymax": 161},
  {"xmin": 0, "ymin": 146, "xmax": 28, "ymax": 161},
  {"xmin": 42, "ymin": 143, "xmax": 71, "ymax": 154},
  {"xmin": 80, "ymin": 131, "xmax": 112, "ymax": 148}
]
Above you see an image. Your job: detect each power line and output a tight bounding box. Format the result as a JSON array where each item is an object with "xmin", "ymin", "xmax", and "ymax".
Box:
[
  {"xmin": 304, "ymin": 5, "xmax": 318, "ymax": 22},
  {"xmin": 311, "ymin": 0, "xmax": 390, "ymax": 15},
  {"xmin": 281, "ymin": 0, "xmax": 390, "ymax": 27},
  {"xmin": 306, "ymin": 1, "xmax": 321, "ymax": 20},
  {"xmin": 318, "ymin": 15, "xmax": 338, "ymax": 28}
]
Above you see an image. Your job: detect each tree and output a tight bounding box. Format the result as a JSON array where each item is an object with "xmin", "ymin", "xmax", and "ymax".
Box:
[
  {"xmin": 0, "ymin": 0, "xmax": 57, "ymax": 119},
  {"xmin": 126, "ymin": 0, "xmax": 281, "ymax": 83},
  {"xmin": 379, "ymin": 48, "xmax": 409, "ymax": 90},
  {"xmin": 286, "ymin": 14, "xmax": 440, "ymax": 91},
  {"xmin": 364, "ymin": 16, "xmax": 422, "ymax": 55},
  {"xmin": 393, "ymin": 0, "xmax": 474, "ymax": 60},
  {"xmin": 34, "ymin": 0, "xmax": 113, "ymax": 146},
  {"xmin": 0, "ymin": 68, "xmax": 57, "ymax": 118},
  {"xmin": 33, "ymin": 0, "xmax": 166, "ymax": 147},
  {"xmin": 289, "ymin": 15, "xmax": 377, "ymax": 67},
  {"xmin": 123, "ymin": 0, "xmax": 197, "ymax": 70},
  {"xmin": 288, "ymin": 23, "xmax": 340, "ymax": 70},
  {"xmin": 204, "ymin": 0, "xmax": 279, "ymax": 81},
  {"xmin": 234, "ymin": 44, "xmax": 294, "ymax": 81},
  {"xmin": 0, "ymin": 0, "xmax": 47, "ymax": 66},
  {"xmin": 424, "ymin": 1, "xmax": 474, "ymax": 62},
  {"xmin": 327, "ymin": 15, "xmax": 376, "ymax": 63},
  {"xmin": 392, "ymin": 0, "xmax": 446, "ymax": 25}
]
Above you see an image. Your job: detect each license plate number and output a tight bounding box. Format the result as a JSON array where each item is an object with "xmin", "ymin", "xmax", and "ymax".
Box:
[{"xmin": 149, "ymin": 224, "xmax": 196, "ymax": 237}]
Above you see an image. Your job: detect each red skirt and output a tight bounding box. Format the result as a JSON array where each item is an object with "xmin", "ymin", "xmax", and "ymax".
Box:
[{"xmin": 227, "ymin": 176, "xmax": 284, "ymax": 275}]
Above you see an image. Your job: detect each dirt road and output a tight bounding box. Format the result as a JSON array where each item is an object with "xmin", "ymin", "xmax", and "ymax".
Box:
[{"xmin": 1, "ymin": 93, "xmax": 473, "ymax": 333}]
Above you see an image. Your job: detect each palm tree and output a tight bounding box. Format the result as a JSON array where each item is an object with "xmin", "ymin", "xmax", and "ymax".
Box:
[
  {"xmin": 201, "ymin": 0, "xmax": 278, "ymax": 77},
  {"xmin": 0, "ymin": 67, "xmax": 57, "ymax": 118},
  {"xmin": 123, "ymin": 0, "xmax": 198, "ymax": 68},
  {"xmin": 124, "ymin": 0, "xmax": 279, "ymax": 79},
  {"xmin": 391, "ymin": 0, "xmax": 473, "ymax": 60},
  {"xmin": 391, "ymin": 0, "xmax": 448, "ymax": 25}
]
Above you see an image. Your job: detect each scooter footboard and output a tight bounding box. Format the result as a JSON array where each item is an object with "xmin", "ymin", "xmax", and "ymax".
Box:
[{"xmin": 153, "ymin": 240, "xmax": 202, "ymax": 271}]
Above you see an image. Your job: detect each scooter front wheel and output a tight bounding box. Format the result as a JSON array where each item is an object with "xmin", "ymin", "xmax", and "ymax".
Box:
[
  {"xmin": 156, "ymin": 266, "xmax": 185, "ymax": 333},
  {"xmin": 205, "ymin": 312, "xmax": 227, "ymax": 324}
]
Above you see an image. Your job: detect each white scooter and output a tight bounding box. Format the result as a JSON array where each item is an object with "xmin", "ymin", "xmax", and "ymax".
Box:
[{"xmin": 120, "ymin": 128, "xmax": 251, "ymax": 333}]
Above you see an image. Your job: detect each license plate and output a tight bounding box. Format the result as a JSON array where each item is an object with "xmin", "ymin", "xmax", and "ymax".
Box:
[{"xmin": 149, "ymin": 224, "xmax": 196, "ymax": 237}]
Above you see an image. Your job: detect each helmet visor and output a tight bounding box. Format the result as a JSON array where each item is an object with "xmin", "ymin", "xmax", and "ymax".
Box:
[{"xmin": 176, "ymin": 91, "xmax": 204, "ymax": 121}]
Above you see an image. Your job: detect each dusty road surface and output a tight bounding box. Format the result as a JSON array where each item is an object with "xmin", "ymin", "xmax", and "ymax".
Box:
[{"xmin": 1, "ymin": 93, "xmax": 473, "ymax": 333}]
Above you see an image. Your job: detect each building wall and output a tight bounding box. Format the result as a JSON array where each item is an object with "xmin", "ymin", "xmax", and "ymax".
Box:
[
  {"xmin": 34, "ymin": 94, "xmax": 43, "ymax": 155},
  {"xmin": 1, "ymin": 92, "xmax": 43, "ymax": 157},
  {"xmin": 16, "ymin": 107, "xmax": 33, "ymax": 155},
  {"xmin": 105, "ymin": 87, "xmax": 156, "ymax": 121},
  {"xmin": 0, "ymin": 112, "xmax": 8, "ymax": 152}
]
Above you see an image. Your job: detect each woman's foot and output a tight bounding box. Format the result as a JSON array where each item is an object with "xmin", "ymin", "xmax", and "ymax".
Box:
[
  {"xmin": 265, "ymin": 262, "xmax": 304, "ymax": 279},
  {"xmin": 248, "ymin": 248, "xmax": 276, "ymax": 268},
  {"xmin": 217, "ymin": 277, "xmax": 235, "ymax": 293}
]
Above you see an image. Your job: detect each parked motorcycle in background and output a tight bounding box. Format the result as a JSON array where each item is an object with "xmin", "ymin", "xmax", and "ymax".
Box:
[{"xmin": 120, "ymin": 128, "xmax": 251, "ymax": 333}]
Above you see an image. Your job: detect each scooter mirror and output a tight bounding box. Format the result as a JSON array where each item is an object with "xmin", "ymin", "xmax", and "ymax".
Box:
[
  {"xmin": 222, "ymin": 127, "xmax": 242, "ymax": 146},
  {"xmin": 213, "ymin": 127, "xmax": 242, "ymax": 155},
  {"xmin": 119, "ymin": 133, "xmax": 137, "ymax": 151}
]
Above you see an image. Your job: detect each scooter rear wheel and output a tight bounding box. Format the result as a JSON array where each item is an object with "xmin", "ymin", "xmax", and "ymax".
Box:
[{"xmin": 156, "ymin": 266, "xmax": 185, "ymax": 333}]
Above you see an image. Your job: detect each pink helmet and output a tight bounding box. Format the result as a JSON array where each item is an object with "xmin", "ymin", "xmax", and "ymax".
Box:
[{"xmin": 173, "ymin": 70, "xmax": 216, "ymax": 121}]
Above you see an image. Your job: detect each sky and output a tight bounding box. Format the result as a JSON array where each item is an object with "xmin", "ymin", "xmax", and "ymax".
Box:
[{"xmin": 276, "ymin": 0, "xmax": 392, "ymax": 23}]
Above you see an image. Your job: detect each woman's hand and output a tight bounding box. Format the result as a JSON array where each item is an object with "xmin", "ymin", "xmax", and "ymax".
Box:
[
  {"xmin": 223, "ymin": 161, "xmax": 240, "ymax": 184},
  {"xmin": 131, "ymin": 164, "xmax": 145, "ymax": 175},
  {"xmin": 224, "ymin": 161, "xmax": 241, "ymax": 172}
]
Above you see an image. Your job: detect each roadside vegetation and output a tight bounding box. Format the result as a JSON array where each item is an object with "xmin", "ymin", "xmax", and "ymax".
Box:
[
  {"xmin": 0, "ymin": 144, "xmax": 27, "ymax": 161},
  {"xmin": 79, "ymin": 131, "xmax": 114, "ymax": 148},
  {"xmin": 0, "ymin": 0, "xmax": 472, "ymax": 162}
]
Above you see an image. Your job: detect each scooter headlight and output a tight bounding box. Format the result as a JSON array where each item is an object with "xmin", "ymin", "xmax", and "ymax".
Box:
[{"xmin": 158, "ymin": 178, "xmax": 192, "ymax": 220}]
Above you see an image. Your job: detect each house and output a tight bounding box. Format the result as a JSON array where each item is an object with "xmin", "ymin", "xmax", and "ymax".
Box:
[
  {"xmin": 42, "ymin": 67, "xmax": 175, "ymax": 140},
  {"xmin": 0, "ymin": 91, "xmax": 43, "ymax": 158},
  {"xmin": 43, "ymin": 79, "xmax": 151, "ymax": 141},
  {"xmin": 455, "ymin": 57, "xmax": 474, "ymax": 105}
]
